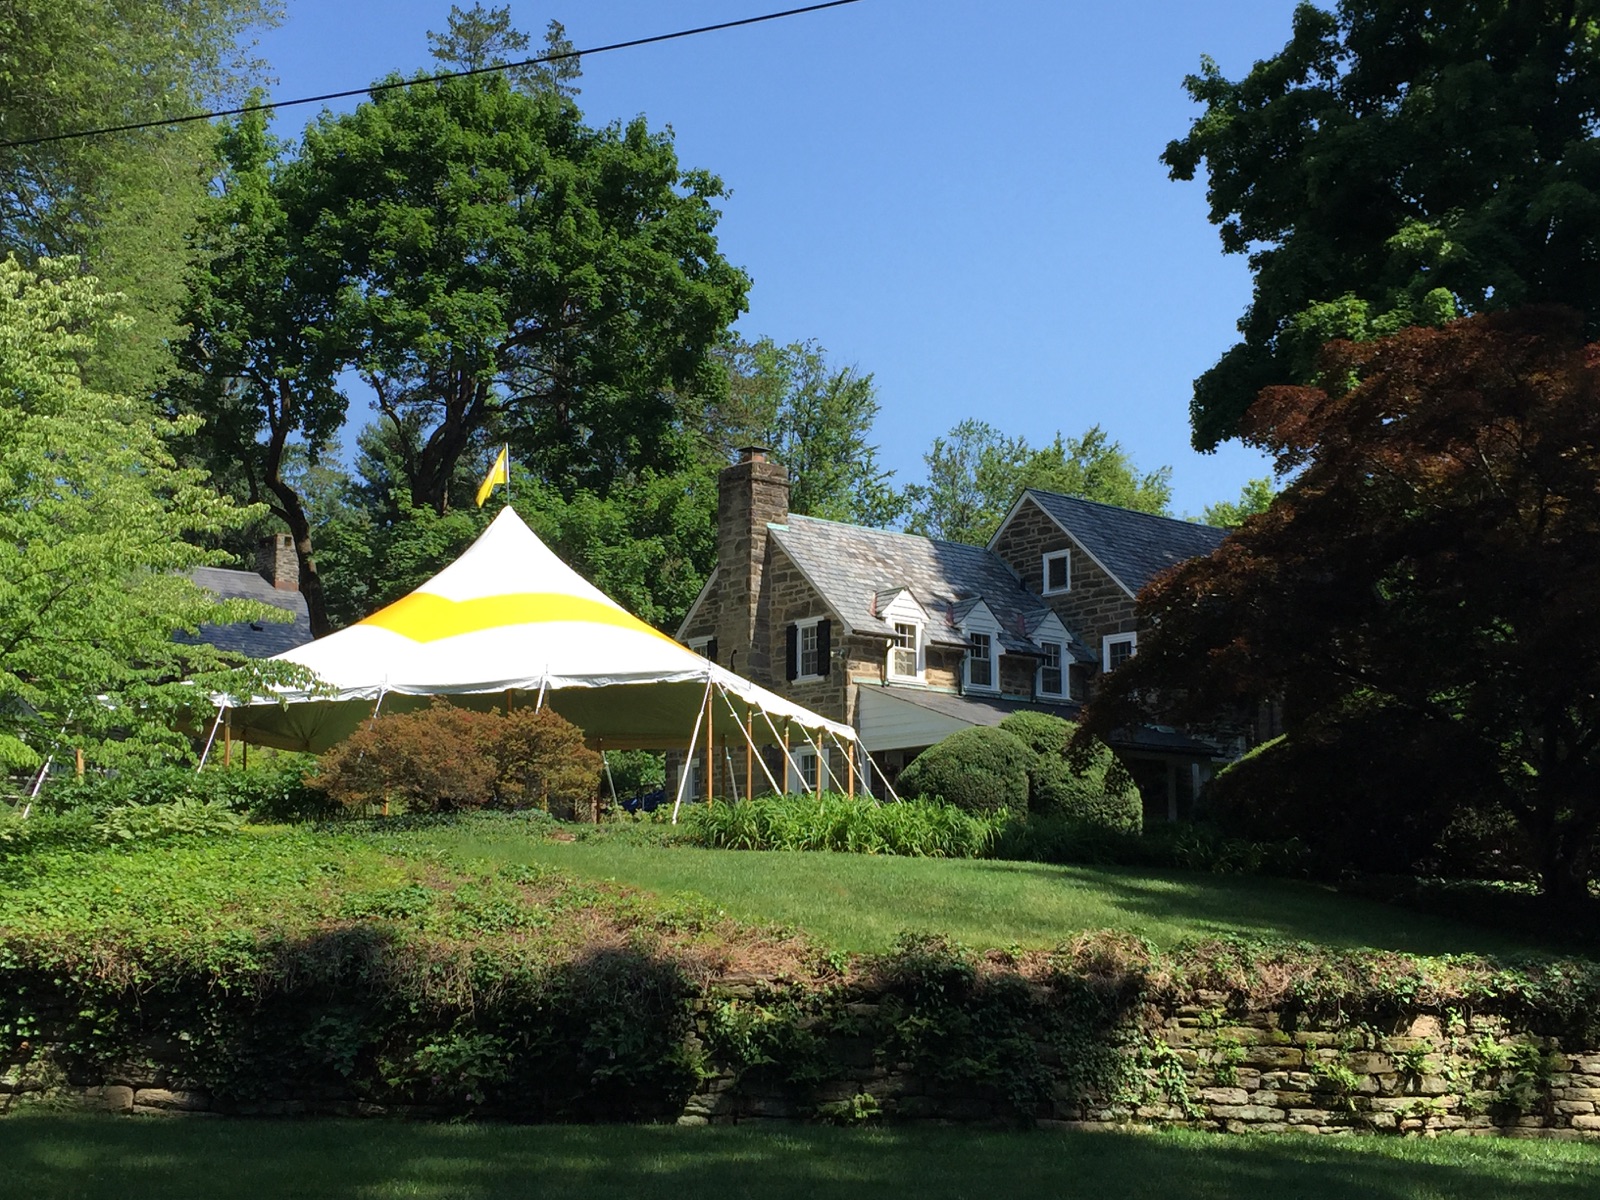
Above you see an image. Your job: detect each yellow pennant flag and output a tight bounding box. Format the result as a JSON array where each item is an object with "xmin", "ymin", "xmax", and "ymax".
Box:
[{"xmin": 475, "ymin": 445, "xmax": 510, "ymax": 508}]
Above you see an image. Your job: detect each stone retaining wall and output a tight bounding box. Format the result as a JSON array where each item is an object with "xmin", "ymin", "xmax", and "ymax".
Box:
[{"xmin": 6, "ymin": 986, "xmax": 1598, "ymax": 1140}]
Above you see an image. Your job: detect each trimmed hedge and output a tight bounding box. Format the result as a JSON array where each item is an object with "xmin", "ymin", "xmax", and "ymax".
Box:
[
  {"xmin": 897, "ymin": 727, "xmax": 1032, "ymax": 815},
  {"xmin": 998, "ymin": 712, "xmax": 1141, "ymax": 833}
]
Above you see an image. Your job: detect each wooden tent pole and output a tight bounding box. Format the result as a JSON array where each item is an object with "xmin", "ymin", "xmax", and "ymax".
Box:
[
  {"xmin": 223, "ymin": 708, "xmax": 233, "ymax": 768},
  {"xmin": 716, "ymin": 686, "xmax": 785, "ymax": 798},
  {"xmin": 704, "ymin": 684, "xmax": 715, "ymax": 806},
  {"xmin": 745, "ymin": 710, "xmax": 754, "ymax": 799}
]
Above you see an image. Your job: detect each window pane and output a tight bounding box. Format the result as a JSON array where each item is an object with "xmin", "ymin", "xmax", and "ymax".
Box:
[
  {"xmin": 968, "ymin": 632, "xmax": 992, "ymax": 687},
  {"xmin": 1107, "ymin": 638, "xmax": 1134, "ymax": 670},
  {"xmin": 800, "ymin": 623, "xmax": 819, "ymax": 676},
  {"xmin": 1040, "ymin": 641, "xmax": 1062, "ymax": 694},
  {"xmin": 891, "ymin": 622, "xmax": 918, "ymax": 676},
  {"xmin": 1046, "ymin": 554, "xmax": 1068, "ymax": 590}
]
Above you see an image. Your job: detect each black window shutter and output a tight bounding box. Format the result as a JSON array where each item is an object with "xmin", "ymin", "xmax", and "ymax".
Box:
[
  {"xmin": 785, "ymin": 624, "xmax": 798, "ymax": 681},
  {"xmin": 706, "ymin": 637, "xmax": 718, "ymax": 664},
  {"xmin": 818, "ymin": 619, "xmax": 832, "ymax": 677}
]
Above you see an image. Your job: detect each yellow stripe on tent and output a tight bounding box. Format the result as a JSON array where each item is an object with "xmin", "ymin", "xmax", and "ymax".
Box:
[{"xmin": 356, "ymin": 592, "xmax": 681, "ymax": 645}]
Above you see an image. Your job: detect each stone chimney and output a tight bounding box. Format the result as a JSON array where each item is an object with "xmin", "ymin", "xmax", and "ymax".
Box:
[
  {"xmin": 716, "ymin": 447, "xmax": 789, "ymax": 674},
  {"xmin": 255, "ymin": 533, "xmax": 300, "ymax": 591}
]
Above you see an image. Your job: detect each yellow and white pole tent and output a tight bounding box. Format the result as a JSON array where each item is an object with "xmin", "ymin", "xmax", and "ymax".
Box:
[{"xmin": 218, "ymin": 508, "xmax": 859, "ymax": 803}]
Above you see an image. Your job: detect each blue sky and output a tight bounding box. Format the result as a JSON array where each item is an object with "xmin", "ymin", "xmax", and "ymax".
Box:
[{"xmin": 254, "ymin": 0, "xmax": 1304, "ymax": 518}]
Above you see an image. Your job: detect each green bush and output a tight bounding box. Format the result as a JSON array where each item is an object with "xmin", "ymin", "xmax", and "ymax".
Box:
[
  {"xmin": 38, "ymin": 757, "xmax": 334, "ymax": 823},
  {"xmin": 897, "ymin": 727, "xmax": 1032, "ymax": 815},
  {"xmin": 311, "ymin": 702, "xmax": 601, "ymax": 818},
  {"xmin": 997, "ymin": 713, "xmax": 1142, "ymax": 833},
  {"xmin": 989, "ymin": 815, "xmax": 1307, "ymax": 875},
  {"xmin": 685, "ymin": 793, "xmax": 996, "ymax": 857}
]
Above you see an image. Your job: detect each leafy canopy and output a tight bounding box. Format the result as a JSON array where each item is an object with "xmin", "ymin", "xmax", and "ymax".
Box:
[
  {"xmin": 903, "ymin": 420, "xmax": 1171, "ymax": 545},
  {"xmin": 1166, "ymin": 1, "xmax": 1600, "ymax": 450},
  {"xmin": 0, "ymin": 0, "xmax": 280, "ymax": 395},
  {"xmin": 710, "ymin": 337, "xmax": 904, "ymax": 527},
  {"xmin": 0, "ymin": 259, "xmax": 296, "ymax": 773},
  {"xmin": 1081, "ymin": 308, "xmax": 1600, "ymax": 900},
  {"xmin": 296, "ymin": 71, "xmax": 749, "ymax": 513}
]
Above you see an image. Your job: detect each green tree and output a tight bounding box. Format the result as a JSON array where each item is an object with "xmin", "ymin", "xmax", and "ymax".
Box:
[
  {"xmin": 513, "ymin": 459, "xmax": 719, "ymax": 632},
  {"xmin": 173, "ymin": 106, "xmax": 347, "ymax": 636},
  {"xmin": 0, "ymin": 258, "xmax": 293, "ymax": 773},
  {"xmin": 1199, "ymin": 477, "xmax": 1276, "ymax": 529},
  {"xmin": 711, "ymin": 337, "xmax": 903, "ymax": 526},
  {"xmin": 1165, "ymin": 1, "xmax": 1600, "ymax": 451},
  {"xmin": 297, "ymin": 71, "xmax": 749, "ymax": 514},
  {"xmin": 0, "ymin": 0, "xmax": 279, "ymax": 396},
  {"xmin": 1080, "ymin": 308, "xmax": 1600, "ymax": 902},
  {"xmin": 427, "ymin": 4, "xmax": 581, "ymax": 97},
  {"xmin": 903, "ymin": 421, "xmax": 1171, "ymax": 544}
]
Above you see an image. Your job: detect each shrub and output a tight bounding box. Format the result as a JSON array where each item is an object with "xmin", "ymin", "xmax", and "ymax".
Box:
[
  {"xmin": 897, "ymin": 726, "xmax": 1032, "ymax": 815},
  {"xmin": 496, "ymin": 708, "xmax": 603, "ymax": 821},
  {"xmin": 685, "ymin": 793, "xmax": 996, "ymax": 857},
  {"xmin": 311, "ymin": 702, "xmax": 601, "ymax": 818},
  {"xmin": 998, "ymin": 713, "xmax": 1142, "ymax": 833},
  {"xmin": 988, "ymin": 814, "xmax": 1307, "ymax": 875},
  {"xmin": 38, "ymin": 757, "xmax": 334, "ymax": 823}
]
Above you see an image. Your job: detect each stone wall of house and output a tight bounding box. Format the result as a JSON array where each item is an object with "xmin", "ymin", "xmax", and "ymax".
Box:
[
  {"xmin": 992, "ymin": 499, "xmax": 1136, "ymax": 663},
  {"xmin": 11, "ymin": 984, "xmax": 1597, "ymax": 1141}
]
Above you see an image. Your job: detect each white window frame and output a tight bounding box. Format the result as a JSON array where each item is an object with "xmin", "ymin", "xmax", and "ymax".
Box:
[
  {"xmin": 687, "ymin": 635, "xmax": 711, "ymax": 658},
  {"xmin": 1037, "ymin": 640, "xmax": 1064, "ymax": 697},
  {"xmin": 887, "ymin": 619, "xmax": 923, "ymax": 682},
  {"xmin": 1103, "ymin": 632, "xmax": 1137, "ymax": 672},
  {"xmin": 787, "ymin": 744, "xmax": 826, "ymax": 793},
  {"xmin": 1043, "ymin": 549, "xmax": 1071, "ymax": 595},
  {"xmin": 964, "ymin": 630, "xmax": 997, "ymax": 692},
  {"xmin": 794, "ymin": 616, "xmax": 825, "ymax": 681}
]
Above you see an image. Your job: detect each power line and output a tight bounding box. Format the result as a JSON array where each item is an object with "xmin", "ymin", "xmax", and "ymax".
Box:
[{"xmin": 0, "ymin": 0, "xmax": 863, "ymax": 151}]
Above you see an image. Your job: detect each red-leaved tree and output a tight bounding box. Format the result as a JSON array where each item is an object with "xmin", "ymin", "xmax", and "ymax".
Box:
[{"xmin": 1081, "ymin": 308, "xmax": 1600, "ymax": 900}]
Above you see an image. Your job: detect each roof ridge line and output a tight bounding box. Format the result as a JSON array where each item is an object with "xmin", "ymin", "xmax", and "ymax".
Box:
[
  {"xmin": 783, "ymin": 512, "xmax": 999, "ymax": 554},
  {"xmin": 1023, "ymin": 487, "xmax": 1225, "ymax": 532}
]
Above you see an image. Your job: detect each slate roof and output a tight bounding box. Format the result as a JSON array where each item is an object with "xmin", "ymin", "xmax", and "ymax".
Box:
[
  {"xmin": 1018, "ymin": 490, "xmax": 1228, "ymax": 596},
  {"xmin": 865, "ymin": 684, "xmax": 1223, "ymax": 756},
  {"xmin": 768, "ymin": 515, "xmax": 1095, "ymax": 663},
  {"xmin": 177, "ymin": 567, "xmax": 314, "ymax": 658}
]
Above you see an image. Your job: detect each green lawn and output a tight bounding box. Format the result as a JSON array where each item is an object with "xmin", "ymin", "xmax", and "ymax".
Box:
[
  {"xmin": 2, "ymin": 1115, "xmax": 1595, "ymax": 1200},
  {"xmin": 423, "ymin": 830, "xmax": 1546, "ymax": 956}
]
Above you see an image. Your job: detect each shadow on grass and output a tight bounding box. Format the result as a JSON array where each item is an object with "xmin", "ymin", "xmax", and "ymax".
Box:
[
  {"xmin": 1, "ymin": 1117, "xmax": 1595, "ymax": 1200},
  {"xmin": 965, "ymin": 860, "xmax": 1550, "ymax": 957}
]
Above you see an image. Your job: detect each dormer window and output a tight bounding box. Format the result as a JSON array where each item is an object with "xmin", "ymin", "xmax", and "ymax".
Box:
[
  {"xmin": 965, "ymin": 631, "xmax": 996, "ymax": 691},
  {"xmin": 888, "ymin": 621, "xmax": 922, "ymax": 680},
  {"xmin": 1043, "ymin": 549, "xmax": 1071, "ymax": 594}
]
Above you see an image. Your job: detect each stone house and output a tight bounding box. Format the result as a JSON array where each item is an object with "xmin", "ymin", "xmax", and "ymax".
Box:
[
  {"xmin": 675, "ymin": 450, "xmax": 1232, "ymax": 822},
  {"xmin": 178, "ymin": 534, "xmax": 314, "ymax": 658}
]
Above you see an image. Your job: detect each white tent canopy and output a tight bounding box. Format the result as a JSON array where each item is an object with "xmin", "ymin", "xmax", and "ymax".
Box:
[{"xmin": 223, "ymin": 508, "xmax": 855, "ymax": 761}]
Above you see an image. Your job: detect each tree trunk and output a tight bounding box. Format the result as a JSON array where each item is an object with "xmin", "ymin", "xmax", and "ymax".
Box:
[{"xmin": 267, "ymin": 474, "xmax": 334, "ymax": 639}]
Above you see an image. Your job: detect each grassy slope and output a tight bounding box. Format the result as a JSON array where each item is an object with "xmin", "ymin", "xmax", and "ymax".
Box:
[
  {"xmin": 2, "ymin": 1117, "xmax": 1596, "ymax": 1200},
  {"xmin": 429, "ymin": 831, "xmax": 1544, "ymax": 956}
]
